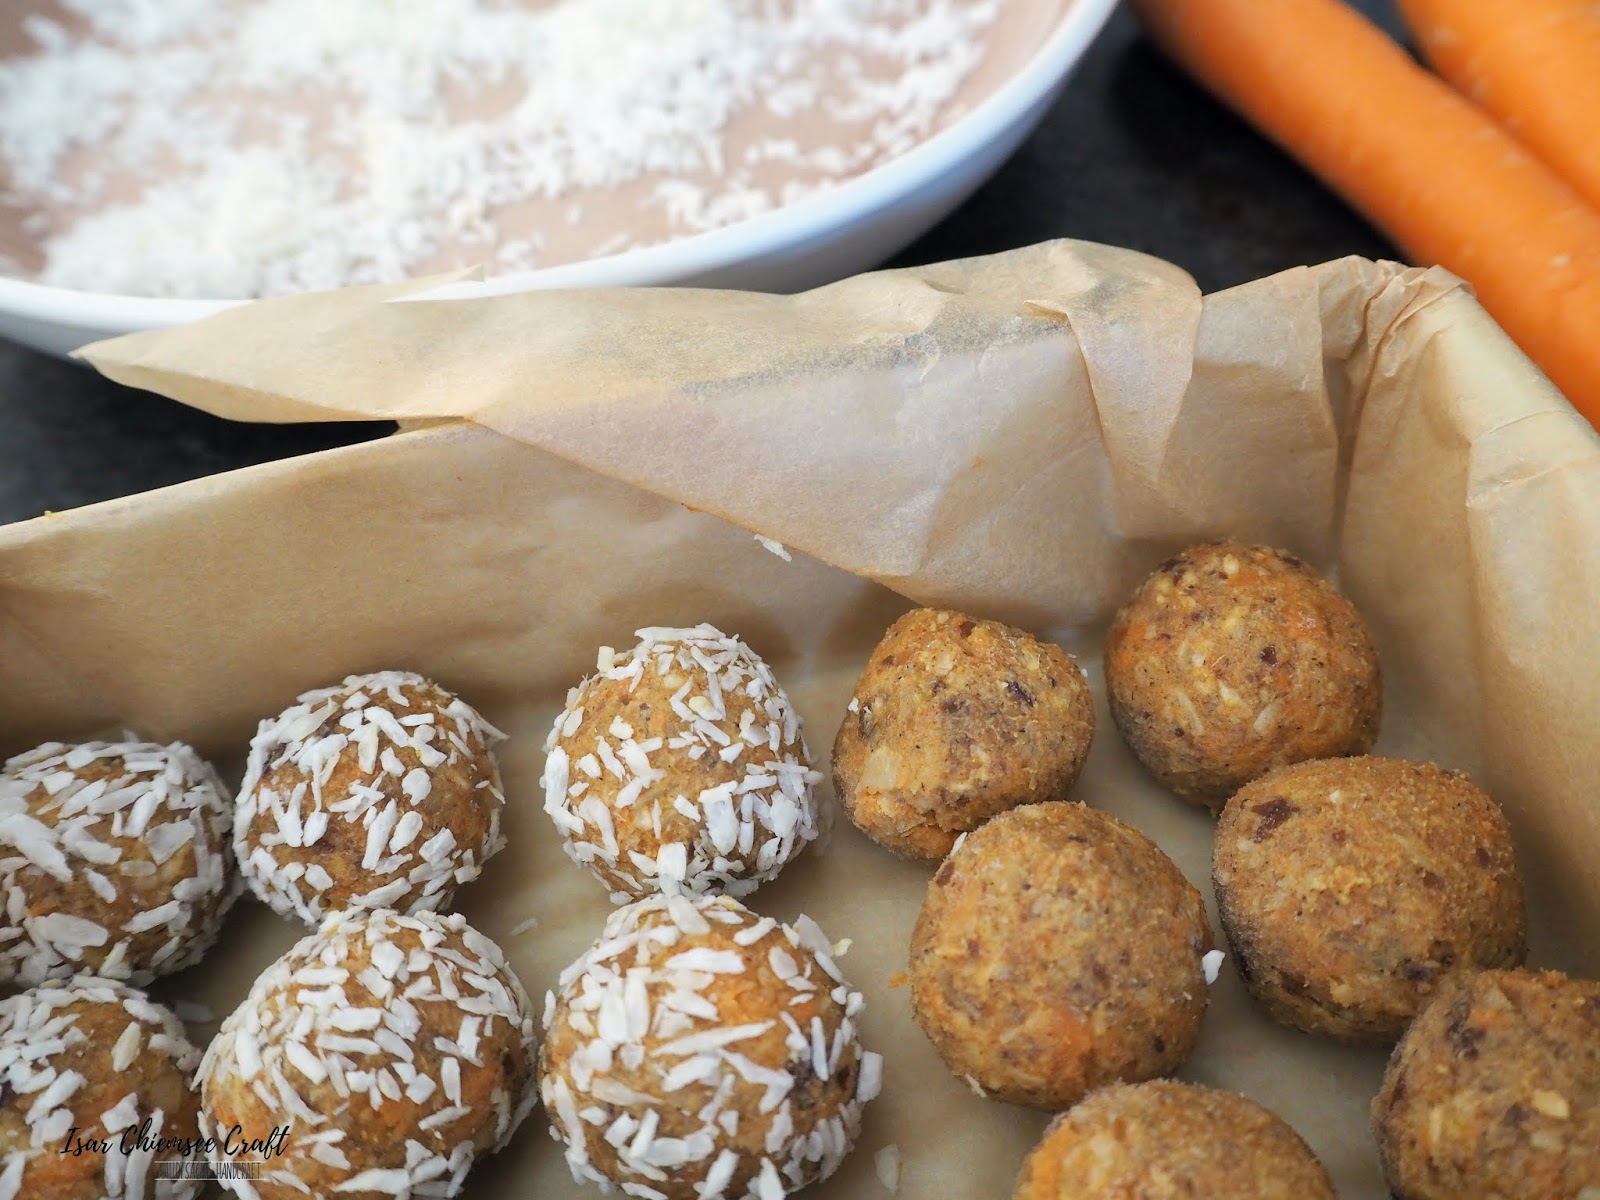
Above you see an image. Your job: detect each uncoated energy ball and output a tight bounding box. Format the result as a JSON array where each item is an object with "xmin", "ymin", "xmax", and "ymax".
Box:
[
  {"xmin": 543, "ymin": 625, "xmax": 822, "ymax": 902},
  {"xmin": 1106, "ymin": 541, "xmax": 1382, "ymax": 810},
  {"xmin": 0, "ymin": 738, "xmax": 238, "ymax": 987},
  {"xmin": 910, "ymin": 802, "xmax": 1213, "ymax": 1110},
  {"xmin": 1372, "ymin": 968, "xmax": 1600, "ymax": 1200},
  {"xmin": 1215, "ymin": 756, "xmax": 1526, "ymax": 1045},
  {"xmin": 833, "ymin": 608, "xmax": 1095, "ymax": 860},
  {"xmin": 1012, "ymin": 1080, "xmax": 1336, "ymax": 1200}
]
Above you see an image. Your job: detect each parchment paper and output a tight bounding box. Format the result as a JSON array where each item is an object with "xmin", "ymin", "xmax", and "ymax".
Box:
[{"xmin": 0, "ymin": 239, "xmax": 1596, "ymax": 1198}]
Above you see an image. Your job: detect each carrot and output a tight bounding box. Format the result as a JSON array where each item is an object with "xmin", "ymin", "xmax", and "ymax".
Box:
[
  {"xmin": 1399, "ymin": 0, "xmax": 1600, "ymax": 214},
  {"xmin": 1130, "ymin": 0, "xmax": 1600, "ymax": 427}
]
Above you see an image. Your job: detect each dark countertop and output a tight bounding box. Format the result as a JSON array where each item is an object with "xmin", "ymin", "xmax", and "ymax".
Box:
[{"xmin": 0, "ymin": 2, "xmax": 1399, "ymax": 527}]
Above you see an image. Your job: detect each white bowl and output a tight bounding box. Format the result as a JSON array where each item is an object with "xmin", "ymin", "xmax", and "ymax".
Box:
[{"xmin": 0, "ymin": 0, "xmax": 1120, "ymax": 359}]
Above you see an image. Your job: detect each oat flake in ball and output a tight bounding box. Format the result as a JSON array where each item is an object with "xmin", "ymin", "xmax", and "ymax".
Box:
[
  {"xmin": 542, "ymin": 624, "xmax": 822, "ymax": 903},
  {"xmin": 0, "ymin": 976, "xmax": 204, "ymax": 1200},
  {"xmin": 540, "ymin": 893, "xmax": 882, "ymax": 1200},
  {"xmin": 0, "ymin": 738, "xmax": 237, "ymax": 987},
  {"xmin": 1372, "ymin": 968, "xmax": 1600, "ymax": 1200},
  {"xmin": 911, "ymin": 802, "xmax": 1214, "ymax": 1111},
  {"xmin": 1012, "ymin": 1080, "xmax": 1336, "ymax": 1200},
  {"xmin": 1106, "ymin": 541, "xmax": 1382, "ymax": 810},
  {"xmin": 1215, "ymin": 756, "xmax": 1527, "ymax": 1045},
  {"xmin": 832, "ymin": 608, "xmax": 1095, "ymax": 861},
  {"xmin": 235, "ymin": 671, "xmax": 506, "ymax": 927},
  {"xmin": 199, "ymin": 907, "xmax": 538, "ymax": 1200}
]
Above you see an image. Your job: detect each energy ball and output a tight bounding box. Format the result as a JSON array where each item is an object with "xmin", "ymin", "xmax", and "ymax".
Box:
[
  {"xmin": 1106, "ymin": 541, "xmax": 1382, "ymax": 810},
  {"xmin": 542, "ymin": 624, "xmax": 822, "ymax": 903},
  {"xmin": 1012, "ymin": 1080, "xmax": 1336, "ymax": 1199},
  {"xmin": 0, "ymin": 976, "xmax": 204, "ymax": 1200},
  {"xmin": 910, "ymin": 802, "xmax": 1213, "ymax": 1110},
  {"xmin": 236, "ymin": 671, "xmax": 506, "ymax": 927},
  {"xmin": 540, "ymin": 893, "xmax": 882, "ymax": 1199},
  {"xmin": 832, "ymin": 608, "xmax": 1095, "ymax": 861},
  {"xmin": 1215, "ymin": 756, "xmax": 1526, "ymax": 1045},
  {"xmin": 0, "ymin": 738, "xmax": 238, "ymax": 987},
  {"xmin": 199, "ymin": 907, "xmax": 538, "ymax": 1200},
  {"xmin": 1372, "ymin": 968, "xmax": 1600, "ymax": 1200}
]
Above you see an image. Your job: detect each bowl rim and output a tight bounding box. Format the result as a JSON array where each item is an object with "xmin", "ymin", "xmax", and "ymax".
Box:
[{"xmin": 0, "ymin": 0, "xmax": 1121, "ymax": 329}]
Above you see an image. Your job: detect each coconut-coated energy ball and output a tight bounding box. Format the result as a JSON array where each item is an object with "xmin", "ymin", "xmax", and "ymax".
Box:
[
  {"xmin": 910, "ymin": 802, "xmax": 1213, "ymax": 1110},
  {"xmin": 1372, "ymin": 968, "xmax": 1600, "ymax": 1200},
  {"xmin": 0, "ymin": 738, "xmax": 238, "ymax": 987},
  {"xmin": 1215, "ymin": 756, "xmax": 1527, "ymax": 1046},
  {"xmin": 832, "ymin": 608, "xmax": 1095, "ymax": 861},
  {"xmin": 1106, "ymin": 541, "xmax": 1382, "ymax": 810},
  {"xmin": 0, "ymin": 976, "xmax": 204, "ymax": 1200},
  {"xmin": 199, "ymin": 908, "xmax": 538, "ymax": 1200},
  {"xmin": 1012, "ymin": 1080, "xmax": 1336, "ymax": 1200},
  {"xmin": 235, "ymin": 671, "xmax": 506, "ymax": 927},
  {"xmin": 540, "ymin": 893, "xmax": 882, "ymax": 1200},
  {"xmin": 542, "ymin": 624, "xmax": 822, "ymax": 903}
]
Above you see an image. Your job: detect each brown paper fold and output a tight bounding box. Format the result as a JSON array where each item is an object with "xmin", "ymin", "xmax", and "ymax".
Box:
[{"xmin": 0, "ymin": 239, "xmax": 1590, "ymax": 1198}]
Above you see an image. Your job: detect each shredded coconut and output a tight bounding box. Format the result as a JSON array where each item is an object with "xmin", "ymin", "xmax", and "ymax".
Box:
[
  {"xmin": 0, "ymin": 0, "xmax": 1001, "ymax": 298},
  {"xmin": 874, "ymin": 1144, "xmax": 901, "ymax": 1192},
  {"xmin": 753, "ymin": 536, "xmax": 793, "ymax": 562}
]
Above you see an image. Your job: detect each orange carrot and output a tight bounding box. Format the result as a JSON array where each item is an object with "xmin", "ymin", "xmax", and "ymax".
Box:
[
  {"xmin": 1399, "ymin": 0, "xmax": 1600, "ymax": 214},
  {"xmin": 1131, "ymin": 0, "xmax": 1600, "ymax": 427}
]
